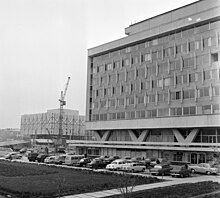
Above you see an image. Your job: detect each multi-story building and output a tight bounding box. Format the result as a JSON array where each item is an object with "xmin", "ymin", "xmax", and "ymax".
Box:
[
  {"xmin": 20, "ymin": 109, "xmax": 86, "ymax": 140},
  {"xmin": 73, "ymin": 0, "xmax": 220, "ymax": 163}
]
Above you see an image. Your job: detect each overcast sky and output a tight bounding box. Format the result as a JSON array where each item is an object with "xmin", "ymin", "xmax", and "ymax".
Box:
[{"xmin": 0, "ymin": 0, "xmax": 197, "ymax": 129}]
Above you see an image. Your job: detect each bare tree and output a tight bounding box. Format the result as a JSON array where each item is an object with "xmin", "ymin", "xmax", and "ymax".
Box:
[{"xmin": 117, "ymin": 172, "xmax": 137, "ymax": 198}]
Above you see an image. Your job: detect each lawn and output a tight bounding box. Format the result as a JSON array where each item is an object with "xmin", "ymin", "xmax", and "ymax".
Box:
[
  {"xmin": 110, "ymin": 181, "xmax": 220, "ymax": 198},
  {"xmin": 0, "ymin": 160, "xmax": 161, "ymax": 198}
]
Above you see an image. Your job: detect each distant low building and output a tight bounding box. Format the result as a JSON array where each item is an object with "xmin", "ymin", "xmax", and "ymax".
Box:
[
  {"xmin": 20, "ymin": 109, "xmax": 87, "ymax": 140},
  {"xmin": 0, "ymin": 128, "xmax": 21, "ymax": 141}
]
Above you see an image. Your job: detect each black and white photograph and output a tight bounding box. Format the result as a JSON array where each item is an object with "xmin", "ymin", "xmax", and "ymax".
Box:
[{"xmin": 0, "ymin": 0, "xmax": 219, "ymax": 197}]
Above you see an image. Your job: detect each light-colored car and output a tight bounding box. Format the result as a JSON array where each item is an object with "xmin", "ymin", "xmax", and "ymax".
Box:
[
  {"xmin": 106, "ymin": 159, "xmax": 127, "ymax": 171},
  {"xmin": 44, "ymin": 156, "xmax": 56, "ymax": 164},
  {"xmin": 189, "ymin": 163, "xmax": 218, "ymax": 175},
  {"xmin": 64, "ymin": 154, "xmax": 84, "ymax": 166},
  {"xmin": 54, "ymin": 154, "xmax": 67, "ymax": 165},
  {"xmin": 121, "ymin": 162, "xmax": 146, "ymax": 172}
]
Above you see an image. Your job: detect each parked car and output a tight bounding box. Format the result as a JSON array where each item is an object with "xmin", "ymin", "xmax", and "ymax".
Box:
[
  {"xmin": 54, "ymin": 154, "xmax": 67, "ymax": 165},
  {"xmin": 104, "ymin": 156, "xmax": 120, "ymax": 164},
  {"xmin": 44, "ymin": 156, "xmax": 56, "ymax": 164},
  {"xmin": 149, "ymin": 158, "xmax": 163, "ymax": 167},
  {"xmin": 4, "ymin": 152, "xmax": 22, "ymax": 160},
  {"xmin": 87, "ymin": 158, "xmax": 108, "ymax": 169},
  {"xmin": 150, "ymin": 164, "xmax": 172, "ymax": 176},
  {"xmin": 0, "ymin": 147, "xmax": 13, "ymax": 158},
  {"xmin": 130, "ymin": 157, "xmax": 143, "ymax": 162},
  {"xmin": 106, "ymin": 159, "xmax": 127, "ymax": 171},
  {"xmin": 27, "ymin": 152, "xmax": 39, "ymax": 162},
  {"xmin": 170, "ymin": 161, "xmax": 191, "ymax": 178},
  {"xmin": 36, "ymin": 154, "xmax": 49, "ymax": 163},
  {"xmin": 76, "ymin": 157, "xmax": 92, "ymax": 167},
  {"xmin": 64, "ymin": 154, "xmax": 84, "ymax": 166},
  {"xmin": 189, "ymin": 163, "xmax": 218, "ymax": 175},
  {"xmin": 121, "ymin": 162, "xmax": 146, "ymax": 172}
]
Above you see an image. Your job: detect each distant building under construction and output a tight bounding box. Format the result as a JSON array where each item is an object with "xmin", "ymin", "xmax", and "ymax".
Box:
[{"xmin": 20, "ymin": 109, "xmax": 87, "ymax": 140}]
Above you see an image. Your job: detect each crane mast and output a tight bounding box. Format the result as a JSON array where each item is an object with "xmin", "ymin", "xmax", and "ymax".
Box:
[{"xmin": 57, "ymin": 77, "xmax": 70, "ymax": 149}]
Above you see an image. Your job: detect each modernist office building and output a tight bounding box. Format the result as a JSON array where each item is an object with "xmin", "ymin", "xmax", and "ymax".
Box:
[
  {"xmin": 20, "ymin": 109, "xmax": 86, "ymax": 140},
  {"xmin": 74, "ymin": 0, "xmax": 220, "ymax": 163}
]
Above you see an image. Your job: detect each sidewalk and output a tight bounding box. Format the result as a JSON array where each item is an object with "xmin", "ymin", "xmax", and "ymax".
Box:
[{"xmin": 63, "ymin": 175, "xmax": 220, "ymax": 198}]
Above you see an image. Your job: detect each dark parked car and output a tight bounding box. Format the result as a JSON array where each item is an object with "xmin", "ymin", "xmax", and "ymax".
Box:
[
  {"xmin": 76, "ymin": 157, "xmax": 92, "ymax": 167},
  {"xmin": 87, "ymin": 158, "xmax": 108, "ymax": 169},
  {"xmin": 27, "ymin": 152, "xmax": 39, "ymax": 162},
  {"xmin": 170, "ymin": 161, "xmax": 191, "ymax": 178},
  {"xmin": 150, "ymin": 164, "xmax": 173, "ymax": 176},
  {"xmin": 36, "ymin": 154, "xmax": 49, "ymax": 163}
]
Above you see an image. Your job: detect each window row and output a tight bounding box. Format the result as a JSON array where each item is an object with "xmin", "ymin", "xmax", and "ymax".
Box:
[
  {"xmin": 92, "ymin": 56, "xmax": 219, "ymax": 86},
  {"xmin": 92, "ymin": 86, "xmax": 220, "ymax": 108},
  {"xmin": 92, "ymin": 21, "xmax": 220, "ymax": 63},
  {"xmin": 92, "ymin": 103, "xmax": 220, "ymax": 121},
  {"xmin": 93, "ymin": 72, "xmax": 219, "ymax": 98}
]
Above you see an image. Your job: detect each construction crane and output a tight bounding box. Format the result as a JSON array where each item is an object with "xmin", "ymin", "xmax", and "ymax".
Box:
[{"xmin": 56, "ymin": 77, "xmax": 71, "ymax": 152}]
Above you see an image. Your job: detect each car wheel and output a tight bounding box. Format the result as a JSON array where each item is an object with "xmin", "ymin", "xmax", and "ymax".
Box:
[
  {"xmin": 180, "ymin": 174, "xmax": 184, "ymax": 178},
  {"xmin": 206, "ymin": 171, "xmax": 211, "ymax": 175},
  {"xmin": 142, "ymin": 168, "xmax": 145, "ymax": 172},
  {"xmin": 191, "ymin": 169, "xmax": 195, "ymax": 174},
  {"xmin": 131, "ymin": 169, "xmax": 135, "ymax": 173}
]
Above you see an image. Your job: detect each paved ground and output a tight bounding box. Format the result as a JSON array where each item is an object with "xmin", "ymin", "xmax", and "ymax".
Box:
[{"xmin": 63, "ymin": 175, "xmax": 220, "ymax": 198}]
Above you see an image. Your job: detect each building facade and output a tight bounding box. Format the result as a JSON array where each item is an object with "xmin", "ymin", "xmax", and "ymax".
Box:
[
  {"xmin": 73, "ymin": 0, "xmax": 220, "ymax": 163},
  {"xmin": 20, "ymin": 109, "xmax": 86, "ymax": 140}
]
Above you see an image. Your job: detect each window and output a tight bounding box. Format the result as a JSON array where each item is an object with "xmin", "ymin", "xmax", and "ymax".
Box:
[
  {"xmin": 113, "ymin": 61, "xmax": 120, "ymax": 69},
  {"xmin": 199, "ymin": 87, "xmax": 210, "ymax": 97},
  {"xmin": 112, "ymin": 87, "xmax": 115, "ymax": 95},
  {"xmin": 144, "ymin": 53, "xmax": 152, "ymax": 61},
  {"xmin": 158, "ymin": 108, "xmax": 169, "ymax": 117},
  {"xmin": 149, "ymin": 94, "xmax": 155, "ymax": 103},
  {"xmin": 136, "ymin": 110, "xmax": 145, "ymax": 118},
  {"xmin": 213, "ymin": 104, "xmax": 220, "ymax": 114},
  {"xmin": 204, "ymin": 70, "xmax": 211, "ymax": 80},
  {"xmin": 100, "ymin": 100, "xmax": 107, "ymax": 108},
  {"xmin": 147, "ymin": 109, "xmax": 157, "ymax": 118},
  {"xmin": 203, "ymin": 37, "xmax": 211, "ymax": 49},
  {"xmin": 176, "ymin": 91, "xmax": 181, "ymax": 100},
  {"xmin": 213, "ymin": 86, "xmax": 220, "ymax": 96},
  {"xmin": 176, "ymin": 44, "xmax": 181, "ymax": 54},
  {"xmin": 152, "ymin": 80, "xmax": 157, "ymax": 88},
  {"xmin": 170, "ymin": 107, "xmax": 182, "ymax": 116},
  {"xmin": 109, "ymin": 113, "xmax": 116, "ymax": 120},
  {"xmin": 127, "ymin": 111, "xmax": 135, "ymax": 119},
  {"xmin": 128, "ymin": 97, "xmax": 134, "ymax": 105},
  {"xmin": 183, "ymin": 89, "xmax": 194, "ymax": 99},
  {"xmin": 132, "ymin": 56, "xmax": 139, "ymax": 64},
  {"xmin": 158, "ymin": 79, "xmax": 163, "ymax": 88},
  {"xmin": 189, "ymin": 41, "xmax": 195, "ymax": 52},
  {"xmin": 117, "ymin": 112, "xmax": 125, "ymax": 119},
  {"xmin": 183, "ymin": 74, "xmax": 187, "ymax": 84},
  {"xmin": 183, "ymin": 57, "xmax": 194, "ymax": 68},
  {"xmin": 158, "ymin": 93, "xmax": 163, "ymax": 102},
  {"xmin": 107, "ymin": 63, "xmax": 112, "ymax": 70},
  {"xmin": 171, "ymin": 91, "xmax": 181, "ymax": 100},
  {"xmin": 109, "ymin": 99, "xmax": 115, "ymax": 107},
  {"xmin": 137, "ymin": 96, "xmax": 144, "ymax": 104},
  {"xmin": 164, "ymin": 77, "xmax": 171, "ymax": 86},
  {"xmin": 202, "ymin": 105, "xmax": 211, "ymax": 114},
  {"xmin": 118, "ymin": 98, "xmax": 124, "ymax": 106},
  {"xmin": 176, "ymin": 75, "xmax": 182, "ymax": 85},
  {"xmin": 183, "ymin": 106, "xmax": 196, "ymax": 115},
  {"xmin": 189, "ymin": 73, "xmax": 198, "ymax": 83},
  {"xmin": 195, "ymin": 40, "xmax": 200, "ymax": 50},
  {"xmin": 211, "ymin": 53, "xmax": 218, "ymax": 63}
]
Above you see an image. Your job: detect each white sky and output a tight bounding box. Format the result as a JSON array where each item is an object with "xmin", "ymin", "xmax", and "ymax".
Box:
[{"xmin": 0, "ymin": 0, "xmax": 197, "ymax": 128}]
